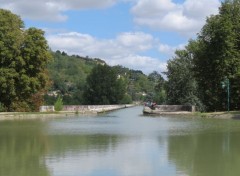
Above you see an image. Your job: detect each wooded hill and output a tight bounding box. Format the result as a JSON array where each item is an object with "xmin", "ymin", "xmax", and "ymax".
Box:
[{"xmin": 45, "ymin": 51, "xmax": 166, "ymax": 105}]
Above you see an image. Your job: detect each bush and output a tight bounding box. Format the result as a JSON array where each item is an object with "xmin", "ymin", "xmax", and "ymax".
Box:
[
  {"xmin": 54, "ymin": 96, "xmax": 63, "ymax": 111},
  {"xmin": 119, "ymin": 94, "xmax": 132, "ymax": 104},
  {"xmin": 0, "ymin": 103, "xmax": 6, "ymax": 112}
]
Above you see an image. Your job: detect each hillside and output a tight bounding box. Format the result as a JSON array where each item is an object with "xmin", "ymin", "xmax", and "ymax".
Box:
[{"xmin": 45, "ymin": 50, "xmax": 165, "ymax": 105}]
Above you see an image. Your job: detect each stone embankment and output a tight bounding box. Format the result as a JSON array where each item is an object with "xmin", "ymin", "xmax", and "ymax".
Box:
[
  {"xmin": 143, "ymin": 105, "xmax": 195, "ymax": 115},
  {"xmin": 62, "ymin": 104, "xmax": 135, "ymax": 113},
  {"xmin": 0, "ymin": 112, "xmax": 72, "ymax": 121},
  {"xmin": 40, "ymin": 104, "xmax": 135, "ymax": 113},
  {"xmin": 0, "ymin": 104, "xmax": 136, "ymax": 121}
]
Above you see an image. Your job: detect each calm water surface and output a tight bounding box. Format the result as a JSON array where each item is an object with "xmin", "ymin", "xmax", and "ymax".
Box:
[{"xmin": 1, "ymin": 106, "xmax": 240, "ymax": 176}]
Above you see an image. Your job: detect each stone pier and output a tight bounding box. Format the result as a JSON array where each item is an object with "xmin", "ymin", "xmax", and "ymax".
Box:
[{"xmin": 143, "ymin": 105, "xmax": 195, "ymax": 115}]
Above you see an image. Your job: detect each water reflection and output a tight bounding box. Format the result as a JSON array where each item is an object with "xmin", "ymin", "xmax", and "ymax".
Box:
[
  {"xmin": 168, "ymin": 131, "xmax": 240, "ymax": 176},
  {"xmin": 43, "ymin": 107, "xmax": 183, "ymax": 176},
  {"xmin": 47, "ymin": 134, "xmax": 120, "ymax": 155},
  {"xmin": 46, "ymin": 136, "xmax": 176, "ymax": 176},
  {"xmin": 0, "ymin": 121, "xmax": 50, "ymax": 176},
  {"xmin": 1, "ymin": 107, "xmax": 240, "ymax": 176}
]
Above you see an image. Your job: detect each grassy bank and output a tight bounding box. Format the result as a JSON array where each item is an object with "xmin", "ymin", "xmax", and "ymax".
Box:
[{"xmin": 194, "ymin": 111, "xmax": 240, "ymax": 119}]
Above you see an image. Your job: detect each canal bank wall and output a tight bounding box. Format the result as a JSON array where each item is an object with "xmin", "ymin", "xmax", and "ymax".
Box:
[
  {"xmin": 40, "ymin": 104, "xmax": 136, "ymax": 113},
  {"xmin": 62, "ymin": 104, "xmax": 135, "ymax": 113},
  {"xmin": 0, "ymin": 104, "xmax": 136, "ymax": 121},
  {"xmin": 143, "ymin": 105, "xmax": 195, "ymax": 115}
]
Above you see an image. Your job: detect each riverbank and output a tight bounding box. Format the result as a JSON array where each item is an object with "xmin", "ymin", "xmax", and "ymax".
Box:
[
  {"xmin": 195, "ymin": 111, "xmax": 240, "ymax": 119},
  {"xmin": 0, "ymin": 104, "xmax": 136, "ymax": 121},
  {"xmin": 143, "ymin": 106, "xmax": 240, "ymax": 119},
  {"xmin": 0, "ymin": 111, "xmax": 78, "ymax": 121}
]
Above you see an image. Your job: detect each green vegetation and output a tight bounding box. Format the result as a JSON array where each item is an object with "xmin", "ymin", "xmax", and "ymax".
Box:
[
  {"xmin": 192, "ymin": 0, "xmax": 240, "ymax": 111},
  {"xmin": 54, "ymin": 96, "xmax": 63, "ymax": 111},
  {"xmin": 0, "ymin": 103, "xmax": 5, "ymax": 112},
  {"xmin": 45, "ymin": 52, "xmax": 166, "ymax": 105},
  {"xmin": 165, "ymin": 0, "xmax": 240, "ymax": 112},
  {"xmin": 165, "ymin": 48, "xmax": 204, "ymax": 111},
  {"xmin": 0, "ymin": 9, "xmax": 51, "ymax": 111},
  {"xmin": 83, "ymin": 64, "xmax": 126, "ymax": 105},
  {"xmin": 45, "ymin": 51, "xmax": 97, "ymax": 105}
]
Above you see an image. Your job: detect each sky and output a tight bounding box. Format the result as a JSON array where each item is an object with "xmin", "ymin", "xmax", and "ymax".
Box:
[{"xmin": 0, "ymin": 0, "xmax": 222, "ymax": 74}]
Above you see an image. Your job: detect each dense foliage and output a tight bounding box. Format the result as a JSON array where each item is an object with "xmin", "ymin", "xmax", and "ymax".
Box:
[
  {"xmin": 45, "ymin": 51, "xmax": 97, "ymax": 105},
  {"xmin": 193, "ymin": 0, "xmax": 240, "ymax": 111},
  {"xmin": 165, "ymin": 46, "xmax": 204, "ymax": 111},
  {"xmin": 45, "ymin": 52, "xmax": 166, "ymax": 105},
  {"xmin": 0, "ymin": 9, "xmax": 51, "ymax": 111},
  {"xmin": 54, "ymin": 96, "xmax": 63, "ymax": 111},
  {"xmin": 165, "ymin": 0, "xmax": 240, "ymax": 112},
  {"xmin": 83, "ymin": 64, "xmax": 126, "ymax": 105}
]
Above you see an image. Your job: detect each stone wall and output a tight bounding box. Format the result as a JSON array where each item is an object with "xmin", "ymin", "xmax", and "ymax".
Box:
[
  {"xmin": 62, "ymin": 105, "xmax": 126, "ymax": 113},
  {"xmin": 143, "ymin": 105, "xmax": 195, "ymax": 114},
  {"xmin": 39, "ymin": 106, "xmax": 55, "ymax": 112},
  {"xmin": 40, "ymin": 104, "xmax": 130, "ymax": 113},
  {"xmin": 154, "ymin": 105, "xmax": 195, "ymax": 112}
]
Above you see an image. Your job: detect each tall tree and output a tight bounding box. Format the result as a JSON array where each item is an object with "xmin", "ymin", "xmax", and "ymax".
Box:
[
  {"xmin": 0, "ymin": 9, "xmax": 24, "ymax": 110},
  {"xmin": 148, "ymin": 71, "xmax": 166, "ymax": 104},
  {"xmin": 0, "ymin": 9, "xmax": 51, "ymax": 111},
  {"xmin": 193, "ymin": 0, "xmax": 240, "ymax": 111},
  {"xmin": 165, "ymin": 45, "xmax": 204, "ymax": 110},
  {"xmin": 83, "ymin": 64, "xmax": 126, "ymax": 105}
]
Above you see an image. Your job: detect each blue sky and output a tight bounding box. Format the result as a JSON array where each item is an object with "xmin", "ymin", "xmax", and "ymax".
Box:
[{"xmin": 1, "ymin": 0, "xmax": 221, "ymax": 74}]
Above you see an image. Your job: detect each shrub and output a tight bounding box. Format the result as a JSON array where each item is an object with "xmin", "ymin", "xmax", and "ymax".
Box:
[
  {"xmin": 0, "ymin": 103, "xmax": 6, "ymax": 112},
  {"xmin": 54, "ymin": 96, "xmax": 63, "ymax": 111}
]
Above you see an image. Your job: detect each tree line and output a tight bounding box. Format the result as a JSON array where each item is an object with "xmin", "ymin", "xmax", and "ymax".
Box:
[
  {"xmin": 45, "ymin": 51, "xmax": 166, "ymax": 106},
  {"xmin": 165, "ymin": 0, "xmax": 240, "ymax": 112},
  {"xmin": 1, "ymin": 0, "xmax": 240, "ymax": 112}
]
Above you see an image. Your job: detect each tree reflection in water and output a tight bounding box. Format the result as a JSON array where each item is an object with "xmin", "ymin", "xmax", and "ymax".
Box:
[
  {"xmin": 167, "ymin": 130, "xmax": 240, "ymax": 176},
  {"xmin": 0, "ymin": 120, "xmax": 50, "ymax": 176}
]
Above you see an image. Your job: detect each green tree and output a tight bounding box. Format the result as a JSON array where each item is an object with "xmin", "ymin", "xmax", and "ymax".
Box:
[
  {"xmin": 54, "ymin": 96, "xmax": 63, "ymax": 111},
  {"xmin": 193, "ymin": 0, "xmax": 240, "ymax": 111},
  {"xmin": 45, "ymin": 51, "xmax": 95, "ymax": 105},
  {"xmin": 83, "ymin": 64, "xmax": 126, "ymax": 105},
  {"xmin": 148, "ymin": 71, "xmax": 166, "ymax": 104},
  {"xmin": 0, "ymin": 9, "xmax": 51, "ymax": 111},
  {"xmin": 165, "ymin": 47, "xmax": 204, "ymax": 110}
]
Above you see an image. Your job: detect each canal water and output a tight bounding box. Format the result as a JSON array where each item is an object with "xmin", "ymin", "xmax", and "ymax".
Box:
[{"xmin": 1, "ymin": 106, "xmax": 240, "ymax": 176}]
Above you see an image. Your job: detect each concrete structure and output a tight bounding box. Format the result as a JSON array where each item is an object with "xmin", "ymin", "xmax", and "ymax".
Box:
[
  {"xmin": 143, "ymin": 105, "xmax": 195, "ymax": 115},
  {"xmin": 40, "ymin": 104, "xmax": 135, "ymax": 113},
  {"xmin": 39, "ymin": 106, "xmax": 55, "ymax": 112},
  {"xmin": 62, "ymin": 105, "xmax": 126, "ymax": 113}
]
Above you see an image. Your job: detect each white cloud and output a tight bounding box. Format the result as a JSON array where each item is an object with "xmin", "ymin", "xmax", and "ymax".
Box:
[
  {"xmin": 131, "ymin": 0, "xmax": 177, "ymax": 18},
  {"xmin": 109, "ymin": 55, "xmax": 167, "ymax": 74},
  {"xmin": 0, "ymin": 0, "xmax": 221, "ymax": 35},
  {"xmin": 1, "ymin": 0, "xmax": 221, "ymax": 28},
  {"xmin": 1, "ymin": 0, "xmax": 216, "ymax": 73},
  {"xmin": 183, "ymin": 0, "xmax": 220, "ymax": 19},
  {"xmin": 131, "ymin": 0, "xmax": 221, "ymax": 36},
  {"xmin": 116, "ymin": 32, "xmax": 154, "ymax": 52},
  {"xmin": 158, "ymin": 43, "xmax": 185, "ymax": 56},
  {"xmin": 0, "ymin": 0, "xmax": 117, "ymax": 21},
  {"xmin": 47, "ymin": 31, "xmax": 166, "ymax": 74}
]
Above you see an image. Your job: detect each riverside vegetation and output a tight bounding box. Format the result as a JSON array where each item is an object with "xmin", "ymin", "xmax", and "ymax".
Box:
[{"xmin": 1, "ymin": 0, "xmax": 240, "ymax": 113}]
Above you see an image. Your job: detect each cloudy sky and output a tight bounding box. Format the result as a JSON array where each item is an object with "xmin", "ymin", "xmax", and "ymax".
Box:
[{"xmin": 0, "ymin": 0, "xmax": 221, "ymax": 74}]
